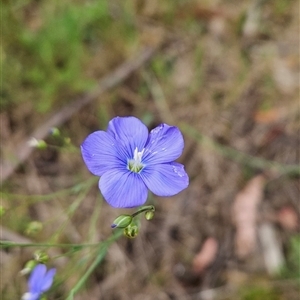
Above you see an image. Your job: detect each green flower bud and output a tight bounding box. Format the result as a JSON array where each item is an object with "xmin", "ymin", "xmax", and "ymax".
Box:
[
  {"xmin": 50, "ymin": 127, "xmax": 60, "ymax": 137},
  {"xmin": 34, "ymin": 250, "xmax": 49, "ymax": 263},
  {"xmin": 145, "ymin": 210, "xmax": 155, "ymax": 220},
  {"xmin": 123, "ymin": 223, "xmax": 139, "ymax": 239},
  {"xmin": 20, "ymin": 260, "xmax": 37, "ymax": 275},
  {"xmin": 64, "ymin": 137, "xmax": 71, "ymax": 145},
  {"xmin": 25, "ymin": 221, "xmax": 43, "ymax": 236},
  {"xmin": 111, "ymin": 215, "xmax": 133, "ymax": 229},
  {"xmin": 28, "ymin": 138, "xmax": 47, "ymax": 149}
]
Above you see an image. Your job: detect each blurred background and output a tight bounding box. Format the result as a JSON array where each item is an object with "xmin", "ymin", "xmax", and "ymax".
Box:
[{"xmin": 1, "ymin": 0, "xmax": 299, "ymax": 299}]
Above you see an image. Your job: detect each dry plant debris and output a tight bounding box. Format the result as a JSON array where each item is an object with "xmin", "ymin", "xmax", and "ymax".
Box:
[
  {"xmin": 232, "ymin": 175, "xmax": 266, "ymax": 259},
  {"xmin": 192, "ymin": 237, "xmax": 219, "ymax": 275}
]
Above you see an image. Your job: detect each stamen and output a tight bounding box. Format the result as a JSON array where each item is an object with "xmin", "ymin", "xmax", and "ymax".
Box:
[
  {"xmin": 128, "ymin": 147, "xmax": 145, "ymax": 173},
  {"xmin": 133, "ymin": 147, "xmax": 145, "ymax": 163}
]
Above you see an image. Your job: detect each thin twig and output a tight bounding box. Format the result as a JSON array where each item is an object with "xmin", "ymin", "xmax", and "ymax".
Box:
[{"xmin": 0, "ymin": 47, "xmax": 157, "ymax": 183}]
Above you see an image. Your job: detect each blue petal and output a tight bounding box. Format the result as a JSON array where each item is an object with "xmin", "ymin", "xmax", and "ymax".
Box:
[
  {"xmin": 140, "ymin": 162, "xmax": 189, "ymax": 196},
  {"xmin": 99, "ymin": 169, "xmax": 148, "ymax": 208},
  {"xmin": 41, "ymin": 268, "xmax": 56, "ymax": 292},
  {"xmin": 29, "ymin": 264, "xmax": 46, "ymax": 293},
  {"xmin": 143, "ymin": 124, "xmax": 184, "ymax": 164},
  {"xmin": 107, "ymin": 116, "xmax": 148, "ymax": 157},
  {"xmin": 81, "ymin": 131, "xmax": 128, "ymax": 176}
]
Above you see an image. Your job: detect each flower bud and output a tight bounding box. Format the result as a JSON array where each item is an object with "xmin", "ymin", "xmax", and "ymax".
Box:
[
  {"xmin": 25, "ymin": 221, "xmax": 43, "ymax": 236},
  {"xmin": 145, "ymin": 210, "xmax": 154, "ymax": 220},
  {"xmin": 34, "ymin": 250, "xmax": 49, "ymax": 263},
  {"xmin": 111, "ymin": 214, "xmax": 133, "ymax": 229},
  {"xmin": 50, "ymin": 127, "xmax": 60, "ymax": 137},
  {"xmin": 28, "ymin": 138, "xmax": 47, "ymax": 149},
  {"xmin": 20, "ymin": 260, "xmax": 37, "ymax": 275},
  {"xmin": 123, "ymin": 223, "xmax": 139, "ymax": 238},
  {"xmin": 64, "ymin": 137, "xmax": 71, "ymax": 145}
]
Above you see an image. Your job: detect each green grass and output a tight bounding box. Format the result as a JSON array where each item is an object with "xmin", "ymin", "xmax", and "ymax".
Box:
[
  {"xmin": 2, "ymin": 0, "xmax": 138, "ymax": 112},
  {"xmin": 240, "ymin": 285, "xmax": 281, "ymax": 300},
  {"xmin": 280, "ymin": 235, "xmax": 300, "ymax": 279}
]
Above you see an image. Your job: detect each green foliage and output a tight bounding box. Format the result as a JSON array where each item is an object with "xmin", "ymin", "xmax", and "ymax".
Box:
[
  {"xmin": 20, "ymin": 1, "xmax": 110, "ymax": 112},
  {"xmin": 273, "ymin": 0, "xmax": 293, "ymax": 16},
  {"xmin": 280, "ymin": 235, "xmax": 300, "ymax": 279},
  {"xmin": 240, "ymin": 285, "xmax": 280, "ymax": 300},
  {"xmin": 2, "ymin": 0, "xmax": 138, "ymax": 112}
]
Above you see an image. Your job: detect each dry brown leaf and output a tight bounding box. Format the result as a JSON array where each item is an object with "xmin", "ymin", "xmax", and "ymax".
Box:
[
  {"xmin": 232, "ymin": 175, "xmax": 266, "ymax": 259},
  {"xmin": 253, "ymin": 108, "xmax": 283, "ymax": 124},
  {"xmin": 192, "ymin": 237, "xmax": 218, "ymax": 274},
  {"xmin": 276, "ymin": 206, "xmax": 299, "ymax": 231}
]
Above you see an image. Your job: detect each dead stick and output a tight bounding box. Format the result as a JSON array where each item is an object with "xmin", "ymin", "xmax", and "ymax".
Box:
[{"xmin": 1, "ymin": 47, "xmax": 157, "ymax": 183}]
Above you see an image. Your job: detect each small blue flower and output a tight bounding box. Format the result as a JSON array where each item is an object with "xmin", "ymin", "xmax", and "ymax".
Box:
[
  {"xmin": 22, "ymin": 264, "xmax": 56, "ymax": 300},
  {"xmin": 81, "ymin": 116, "xmax": 189, "ymax": 208}
]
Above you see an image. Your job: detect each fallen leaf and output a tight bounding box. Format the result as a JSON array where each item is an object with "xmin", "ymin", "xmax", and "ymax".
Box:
[
  {"xmin": 277, "ymin": 206, "xmax": 299, "ymax": 231},
  {"xmin": 253, "ymin": 108, "xmax": 283, "ymax": 124},
  {"xmin": 232, "ymin": 175, "xmax": 266, "ymax": 259},
  {"xmin": 192, "ymin": 237, "xmax": 218, "ymax": 274}
]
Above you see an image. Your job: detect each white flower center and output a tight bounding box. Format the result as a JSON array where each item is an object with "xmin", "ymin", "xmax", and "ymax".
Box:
[{"xmin": 128, "ymin": 147, "xmax": 145, "ymax": 173}]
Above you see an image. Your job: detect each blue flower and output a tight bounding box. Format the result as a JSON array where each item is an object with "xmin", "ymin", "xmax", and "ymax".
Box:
[
  {"xmin": 81, "ymin": 116, "xmax": 189, "ymax": 208},
  {"xmin": 22, "ymin": 264, "xmax": 56, "ymax": 300}
]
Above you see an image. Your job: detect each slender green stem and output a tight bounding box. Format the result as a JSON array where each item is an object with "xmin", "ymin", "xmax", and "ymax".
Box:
[
  {"xmin": 88, "ymin": 198, "xmax": 102, "ymax": 242},
  {"xmin": 49, "ymin": 188, "xmax": 88, "ymax": 243},
  {"xmin": 1, "ymin": 177, "xmax": 97, "ymax": 203},
  {"xmin": 66, "ymin": 230, "xmax": 123, "ymax": 300},
  {"xmin": 0, "ymin": 240, "xmax": 100, "ymax": 248},
  {"xmin": 132, "ymin": 205, "xmax": 155, "ymax": 218}
]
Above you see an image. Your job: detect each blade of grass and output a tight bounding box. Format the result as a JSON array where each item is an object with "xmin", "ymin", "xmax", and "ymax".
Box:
[{"xmin": 66, "ymin": 230, "xmax": 123, "ymax": 300}]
